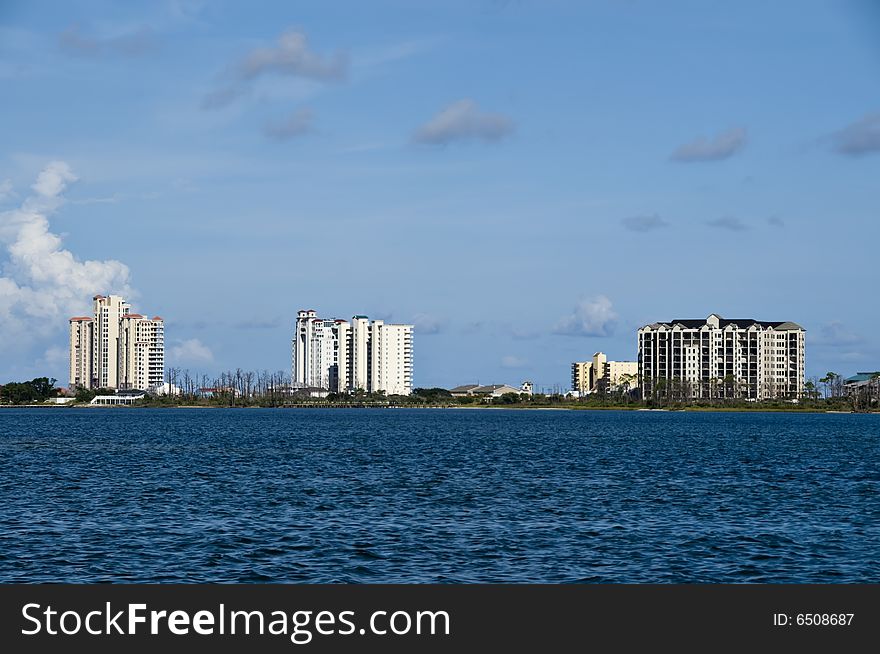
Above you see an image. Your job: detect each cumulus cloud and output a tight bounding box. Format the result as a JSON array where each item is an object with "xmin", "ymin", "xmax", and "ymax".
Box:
[
  {"xmin": 621, "ymin": 214, "xmax": 669, "ymax": 232},
  {"xmin": 203, "ymin": 30, "xmax": 346, "ymax": 110},
  {"xmin": 0, "ymin": 161, "xmax": 131, "ymax": 350},
  {"xmin": 554, "ymin": 295, "xmax": 618, "ymax": 337},
  {"xmin": 263, "ymin": 108, "xmax": 314, "ymax": 141},
  {"xmin": 706, "ymin": 216, "xmax": 747, "ymax": 231},
  {"xmin": 831, "ymin": 112, "xmax": 880, "ymax": 156},
  {"xmin": 414, "ymin": 99, "xmax": 514, "ymax": 145},
  {"xmin": 59, "ymin": 24, "xmax": 155, "ymax": 57},
  {"xmin": 670, "ymin": 127, "xmax": 747, "ymax": 162},
  {"xmin": 169, "ymin": 338, "xmax": 214, "ymax": 364}
]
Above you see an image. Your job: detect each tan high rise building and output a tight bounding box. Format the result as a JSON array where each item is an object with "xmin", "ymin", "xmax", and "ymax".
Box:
[
  {"xmin": 92, "ymin": 294, "xmax": 130, "ymax": 389},
  {"xmin": 69, "ymin": 317, "xmax": 94, "ymax": 388},
  {"xmin": 69, "ymin": 294, "xmax": 165, "ymax": 391},
  {"xmin": 291, "ymin": 310, "xmax": 413, "ymax": 395}
]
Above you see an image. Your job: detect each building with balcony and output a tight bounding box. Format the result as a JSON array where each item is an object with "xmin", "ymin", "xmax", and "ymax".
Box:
[
  {"xmin": 571, "ymin": 352, "xmax": 638, "ymax": 395},
  {"xmin": 637, "ymin": 314, "xmax": 805, "ymax": 401},
  {"xmin": 292, "ymin": 309, "xmax": 413, "ymax": 395},
  {"xmin": 68, "ymin": 294, "xmax": 165, "ymax": 392}
]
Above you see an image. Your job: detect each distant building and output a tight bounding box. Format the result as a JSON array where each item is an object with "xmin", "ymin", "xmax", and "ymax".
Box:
[
  {"xmin": 68, "ymin": 295, "xmax": 165, "ymax": 392},
  {"xmin": 637, "ymin": 314, "xmax": 805, "ymax": 401},
  {"xmin": 292, "ymin": 309, "xmax": 414, "ymax": 395},
  {"xmin": 449, "ymin": 384, "xmax": 481, "ymax": 397},
  {"xmin": 450, "ymin": 383, "xmax": 529, "ymax": 399},
  {"xmin": 844, "ymin": 372, "xmax": 880, "ymax": 395},
  {"xmin": 571, "ymin": 352, "xmax": 637, "ymax": 394},
  {"xmin": 118, "ymin": 313, "xmax": 165, "ymax": 391}
]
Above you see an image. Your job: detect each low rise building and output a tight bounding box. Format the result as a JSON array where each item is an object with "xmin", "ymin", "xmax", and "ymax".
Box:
[
  {"xmin": 450, "ymin": 382, "xmax": 531, "ymax": 399},
  {"xmin": 844, "ymin": 372, "xmax": 880, "ymax": 394}
]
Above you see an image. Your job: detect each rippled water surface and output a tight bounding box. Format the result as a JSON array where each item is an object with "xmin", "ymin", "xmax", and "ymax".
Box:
[{"xmin": 1, "ymin": 408, "xmax": 878, "ymax": 583}]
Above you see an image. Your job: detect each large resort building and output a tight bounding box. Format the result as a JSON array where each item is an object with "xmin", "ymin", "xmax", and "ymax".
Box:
[
  {"xmin": 637, "ymin": 314, "xmax": 805, "ymax": 401},
  {"xmin": 68, "ymin": 294, "xmax": 165, "ymax": 391},
  {"xmin": 292, "ymin": 309, "xmax": 414, "ymax": 396}
]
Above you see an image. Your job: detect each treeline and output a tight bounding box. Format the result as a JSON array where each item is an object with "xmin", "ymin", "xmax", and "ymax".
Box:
[{"xmin": 0, "ymin": 377, "xmax": 59, "ymax": 404}]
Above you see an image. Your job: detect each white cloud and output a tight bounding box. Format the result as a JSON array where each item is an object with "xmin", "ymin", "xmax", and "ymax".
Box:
[
  {"xmin": 169, "ymin": 338, "xmax": 214, "ymax": 364},
  {"xmin": 412, "ymin": 312, "xmax": 443, "ymax": 334},
  {"xmin": 204, "ymin": 30, "xmax": 346, "ymax": 110},
  {"xmin": 554, "ymin": 295, "xmax": 618, "ymax": 337},
  {"xmin": 414, "ymin": 99, "xmax": 514, "ymax": 145},
  {"xmin": 671, "ymin": 127, "xmax": 747, "ymax": 162},
  {"xmin": 501, "ymin": 355, "xmax": 526, "ymax": 368},
  {"xmin": 240, "ymin": 30, "xmax": 346, "ymax": 81},
  {"xmin": 0, "ymin": 161, "xmax": 131, "ymax": 351}
]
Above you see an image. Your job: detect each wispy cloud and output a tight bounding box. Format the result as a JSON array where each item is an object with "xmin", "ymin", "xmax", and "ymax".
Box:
[
  {"xmin": 204, "ymin": 30, "xmax": 346, "ymax": 110},
  {"xmin": 706, "ymin": 216, "xmax": 747, "ymax": 231},
  {"xmin": 554, "ymin": 295, "xmax": 618, "ymax": 337},
  {"xmin": 816, "ymin": 321, "xmax": 863, "ymax": 347},
  {"xmin": 233, "ymin": 317, "xmax": 282, "ymax": 330},
  {"xmin": 831, "ymin": 112, "xmax": 880, "ymax": 156},
  {"xmin": 58, "ymin": 24, "xmax": 156, "ymax": 57},
  {"xmin": 414, "ymin": 99, "xmax": 514, "ymax": 145},
  {"xmin": 263, "ymin": 108, "xmax": 314, "ymax": 141},
  {"xmin": 0, "ymin": 161, "xmax": 131, "ymax": 349},
  {"xmin": 767, "ymin": 215, "xmax": 785, "ymax": 228},
  {"xmin": 621, "ymin": 213, "xmax": 669, "ymax": 232},
  {"xmin": 671, "ymin": 127, "xmax": 747, "ymax": 162}
]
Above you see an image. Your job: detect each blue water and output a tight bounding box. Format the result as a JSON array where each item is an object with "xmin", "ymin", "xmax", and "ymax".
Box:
[{"xmin": 0, "ymin": 408, "xmax": 877, "ymax": 583}]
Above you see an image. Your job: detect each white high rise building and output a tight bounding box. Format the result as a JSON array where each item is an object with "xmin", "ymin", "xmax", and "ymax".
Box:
[
  {"xmin": 118, "ymin": 313, "xmax": 165, "ymax": 391},
  {"xmin": 637, "ymin": 314, "xmax": 805, "ymax": 401},
  {"xmin": 69, "ymin": 294, "xmax": 165, "ymax": 391},
  {"xmin": 291, "ymin": 309, "xmax": 414, "ymax": 395}
]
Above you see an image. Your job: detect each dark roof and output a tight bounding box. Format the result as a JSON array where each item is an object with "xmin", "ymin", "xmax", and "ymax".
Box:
[
  {"xmin": 656, "ymin": 315, "xmax": 803, "ymax": 330},
  {"xmin": 449, "ymin": 384, "xmax": 480, "ymax": 393}
]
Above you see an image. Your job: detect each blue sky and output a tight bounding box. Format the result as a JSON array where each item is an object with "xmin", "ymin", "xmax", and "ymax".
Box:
[{"xmin": 1, "ymin": 0, "xmax": 879, "ymax": 389}]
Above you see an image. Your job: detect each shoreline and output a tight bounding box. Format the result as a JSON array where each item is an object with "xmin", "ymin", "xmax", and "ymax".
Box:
[{"xmin": 0, "ymin": 404, "xmax": 874, "ymax": 414}]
